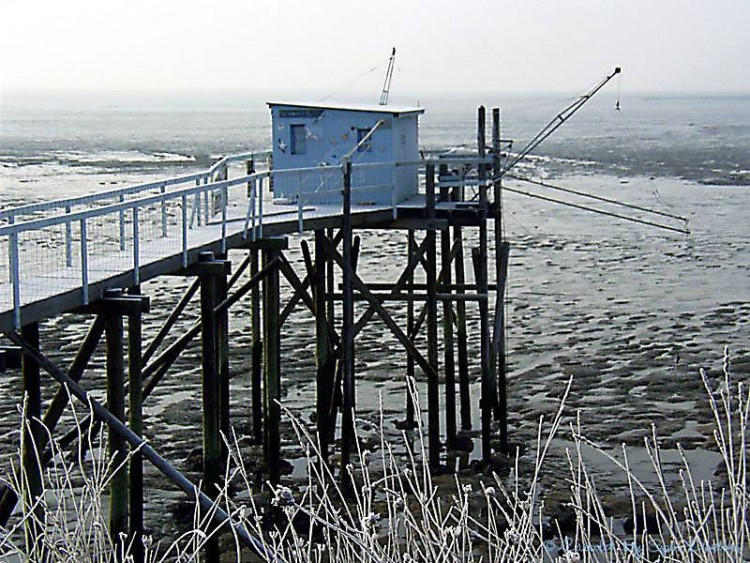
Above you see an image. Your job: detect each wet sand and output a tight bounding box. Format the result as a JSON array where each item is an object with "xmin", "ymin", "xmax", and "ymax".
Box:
[{"xmin": 1, "ymin": 173, "xmax": 748, "ymax": 542}]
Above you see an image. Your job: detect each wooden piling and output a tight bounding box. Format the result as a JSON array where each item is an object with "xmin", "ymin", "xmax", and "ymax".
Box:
[
  {"xmin": 405, "ymin": 230, "xmax": 417, "ymax": 427},
  {"xmin": 452, "ymin": 226, "xmax": 471, "ymax": 431},
  {"xmin": 476, "ymin": 106, "xmax": 492, "ymax": 463},
  {"xmin": 250, "ymin": 248, "xmax": 263, "ymax": 444},
  {"xmin": 21, "ymin": 321, "xmax": 42, "ymax": 553},
  {"xmin": 326, "ymin": 229, "xmax": 341, "ymax": 447},
  {"xmin": 218, "ymin": 259, "xmax": 230, "ymax": 464},
  {"xmin": 199, "ymin": 253, "xmax": 220, "ymax": 492},
  {"xmin": 491, "ymin": 107, "xmax": 509, "ymax": 454},
  {"xmin": 104, "ymin": 289, "xmax": 128, "ymax": 557},
  {"xmin": 262, "ymin": 246, "xmax": 281, "ymax": 484},
  {"xmin": 314, "ymin": 230, "xmax": 333, "ymax": 458},
  {"xmin": 440, "ymin": 159, "xmax": 458, "ymax": 444},
  {"xmin": 341, "ymin": 160, "xmax": 355, "ymax": 476},
  {"xmin": 128, "ymin": 301, "xmax": 144, "ymax": 563},
  {"xmin": 441, "ymin": 226, "xmax": 457, "ymax": 446},
  {"xmin": 425, "ymin": 164, "xmax": 441, "ymax": 468},
  {"xmin": 197, "ymin": 251, "xmax": 224, "ymax": 561}
]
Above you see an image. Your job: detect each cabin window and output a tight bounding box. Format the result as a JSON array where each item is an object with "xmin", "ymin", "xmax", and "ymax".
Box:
[
  {"xmin": 291, "ymin": 124, "xmax": 306, "ymax": 155},
  {"xmin": 357, "ymin": 128, "xmax": 373, "ymax": 153}
]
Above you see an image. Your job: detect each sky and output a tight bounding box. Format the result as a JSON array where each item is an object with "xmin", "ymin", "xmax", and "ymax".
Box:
[{"xmin": 1, "ymin": 0, "xmax": 749, "ymax": 96}]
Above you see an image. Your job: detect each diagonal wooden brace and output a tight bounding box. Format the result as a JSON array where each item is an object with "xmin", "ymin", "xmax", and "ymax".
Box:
[{"xmin": 323, "ymin": 240, "xmax": 437, "ymax": 382}]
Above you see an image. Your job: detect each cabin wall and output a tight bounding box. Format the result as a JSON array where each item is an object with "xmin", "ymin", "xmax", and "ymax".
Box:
[
  {"xmin": 393, "ymin": 114, "xmax": 420, "ymax": 202},
  {"xmin": 270, "ymin": 105, "xmax": 420, "ymax": 205}
]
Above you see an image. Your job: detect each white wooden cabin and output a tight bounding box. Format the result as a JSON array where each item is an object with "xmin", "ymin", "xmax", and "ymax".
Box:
[{"xmin": 267, "ymin": 101, "xmax": 424, "ymax": 205}]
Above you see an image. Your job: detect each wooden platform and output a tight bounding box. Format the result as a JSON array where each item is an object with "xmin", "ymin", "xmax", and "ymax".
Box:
[{"xmin": 0, "ymin": 196, "xmax": 483, "ymax": 334}]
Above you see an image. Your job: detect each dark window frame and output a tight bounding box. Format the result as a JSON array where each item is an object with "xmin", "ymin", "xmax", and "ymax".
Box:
[
  {"xmin": 356, "ymin": 128, "xmax": 373, "ymax": 153},
  {"xmin": 291, "ymin": 124, "xmax": 306, "ymax": 155}
]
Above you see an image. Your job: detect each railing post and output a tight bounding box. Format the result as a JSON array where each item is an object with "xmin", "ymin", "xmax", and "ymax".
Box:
[
  {"xmin": 160, "ymin": 184, "xmax": 168, "ymax": 238},
  {"xmin": 203, "ymin": 177, "xmax": 210, "ymax": 225},
  {"xmin": 246, "ymin": 158, "xmax": 255, "ymax": 197},
  {"xmin": 247, "ymin": 179, "xmax": 257, "ymax": 241},
  {"xmin": 133, "ymin": 207, "xmax": 140, "ymax": 286},
  {"xmin": 181, "ymin": 195, "xmax": 188, "ymax": 267},
  {"xmin": 119, "ymin": 194, "xmax": 126, "ymax": 251},
  {"xmin": 80, "ymin": 219, "xmax": 89, "ymax": 305},
  {"xmin": 220, "ymin": 185, "xmax": 227, "ymax": 254},
  {"xmin": 65, "ymin": 205, "xmax": 73, "ymax": 267},
  {"xmin": 297, "ymin": 175, "xmax": 303, "ymax": 233},
  {"xmin": 258, "ymin": 177, "xmax": 264, "ymax": 239},
  {"xmin": 10, "ymin": 232, "xmax": 21, "ymax": 329},
  {"xmin": 192, "ymin": 179, "xmax": 201, "ymax": 228},
  {"xmin": 7, "ymin": 215, "xmax": 15, "ymax": 283}
]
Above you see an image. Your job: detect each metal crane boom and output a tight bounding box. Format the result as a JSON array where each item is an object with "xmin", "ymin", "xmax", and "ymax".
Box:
[
  {"xmin": 379, "ymin": 48, "xmax": 397, "ymax": 106},
  {"xmin": 499, "ymin": 67, "xmax": 621, "ymax": 176}
]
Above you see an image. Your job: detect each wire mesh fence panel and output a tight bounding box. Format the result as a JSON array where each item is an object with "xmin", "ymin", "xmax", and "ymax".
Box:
[
  {"xmin": 16, "ymin": 223, "xmax": 78, "ymax": 304},
  {"xmin": 2, "ymin": 154, "xmax": 426, "ymax": 330},
  {"xmin": 298, "ymin": 167, "xmax": 343, "ymax": 204}
]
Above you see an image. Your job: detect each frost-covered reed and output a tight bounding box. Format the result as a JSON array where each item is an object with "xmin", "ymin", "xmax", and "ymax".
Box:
[{"xmin": 1, "ymin": 349, "xmax": 747, "ymax": 562}]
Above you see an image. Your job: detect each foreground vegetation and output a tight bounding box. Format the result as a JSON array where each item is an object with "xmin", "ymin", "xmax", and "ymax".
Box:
[{"xmin": 1, "ymin": 349, "xmax": 747, "ymax": 562}]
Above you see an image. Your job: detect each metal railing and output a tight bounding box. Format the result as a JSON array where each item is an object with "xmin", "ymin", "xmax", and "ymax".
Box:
[{"xmin": 1, "ymin": 152, "xmax": 488, "ymax": 329}]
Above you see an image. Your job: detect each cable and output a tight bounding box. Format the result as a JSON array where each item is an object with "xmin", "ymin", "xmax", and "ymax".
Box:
[
  {"xmin": 507, "ymin": 175, "xmax": 689, "ymax": 224},
  {"xmin": 501, "ymin": 185, "xmax": 690, "ymax": 235},
  {"xmin": 319, "ymin": 56, "xmax": 390, "ymax": 103}
]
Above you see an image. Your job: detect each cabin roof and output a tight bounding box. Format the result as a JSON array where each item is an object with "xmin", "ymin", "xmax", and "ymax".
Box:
[{"xmin": 267, "ymin": 100, "xmax": 425, "ymax": 116}]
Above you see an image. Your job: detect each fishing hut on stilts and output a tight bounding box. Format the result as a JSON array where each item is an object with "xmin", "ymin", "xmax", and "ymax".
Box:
[
  {"xmin": 0, "ymin": 97, "xmax": 512, "ymax": 561},
  {"xmin": 0, "ymin": 66, "xmax": 689, "ymax": 560}
]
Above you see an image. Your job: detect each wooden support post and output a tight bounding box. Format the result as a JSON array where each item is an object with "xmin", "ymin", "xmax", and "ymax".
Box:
[
  {"xmin": 477, "ymin": 106, "xmax": 492, "ymax": 463},
  {"xmin": 441, "ymin": 226, "xmax": 457, "ymax": 447},
  {"xmin": 315, "ymin": 230, "xmax": 333, "ymax": 458},
  {"xmin": 326, "ymin": 229, "xmax": 336, "ymax": 323},
  {"xmin": 341, "ymin": 160, "xmax": 355, "ymax": 477},
  {"xmin": 452, "ymin": 162, "xmax": 470, "ymax": 433},
  {"xmin": 425, "ymin": 164, "xmax": 441, "ymax": 468},
  {"xmin": 128, "ymin": 301, "xmax": 145, "ymax": 563},
  {"xmin": 491, "ymin": 106, "xmax": 509, "ymax": 454},
  {"xmin": 262, "ymin": 246, "xmax": 281, "ymax": 484},
  {"xmin": 197, "ymin": 251, "xmax": 227, "ymax": 562},
  {"xmin": 326, "ymin": 228, "xmax": 340, "ymax": 445},
  {"xmin": 21, "ymin": 321, "xmax": 42, "ymax": 554},
  {"xmin": 218, "ymin": 261, "xmax": 230, "ymax": 464},
  {"xmin": 405, "ymin": 230, "xmax": 417, "ymax": 427},
  {"xmin": 250, "ymin": 248, "xmax": 263, "ymax": 444},
  {"xmin": 103, "ymin": 289, "xmax": 128, "ymax": 558}
]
